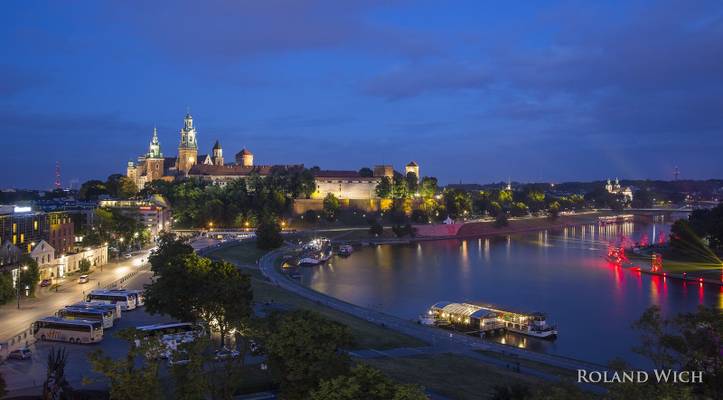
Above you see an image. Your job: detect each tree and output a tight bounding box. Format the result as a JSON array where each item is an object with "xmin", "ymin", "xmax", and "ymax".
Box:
[
  {"xmin": 369, "ymin": 220, "xmax": 383, "ymax": 236},
  {"xmin": 631, "ymin": 306, "xmax": 677, "ymax": 370},
  {"xmin": 526, "ymin": 191, "xmax": 545, "ymax": 213},
  {"xmin": 267, "ymin": 310, "xmax": 353, "ymax": 399},
  {"xmin": 375, "ymin": 176, "xmax": 393, "ymax": 199},
  {"xmin": 43, "ymin": 347, "xmax": 72, "ymax": 399},
  {"xmin": 78, "ymin": 179, "xmax": 108, "ymax": 200},
  {"xmin": 170, "ymin": 339, "xmax": 209, "ymax": 400},
  {"xmin": 0, "ymin": 272, "xmax": 14, "ymax": 305},
  {"xmin": 548, "ymin": 201, "xmax": 560, "ymax": 220},
  {"xmin": 419, "ymin": 177, "xmax": 438, "ymax": 199},
  {"xmin": 392, "ymin": 175, "xmax": 408, "ymax": 199},
  {"xmin": 443, "ymin": 189, "xmax": 472, "ymax": 219},
  {"xmin": 256, "ymin": 216, "xmax": 284, "ymax": 250},
  {"xmin": 510, "ymin": 202, "xmax": 529, "ymax": 217},
  {"xmin": 494, "ymin": 214, "xmax": 509, "ymax": 228},
  {"xmin": 358, "ymin": 167, "xmax": 373, "ymax": 177},
  {"xmin": 632, "ymin": 189, "xmax": 654, "ymax": 208},
  {"xmin": 669, "ymin": 219, "xmax": 718, "ymax": 263},
  {"xmin": 405, "ymin": 172, "xmax": 419, "ymax": 195},
  {"xmin": 17, "ymin": 255, "xmax": 40, "ymax": 297},
  {"xmin": 323, "ymin": 193, "xmax": 341, "ymax": 222},
  {"xmin": 78, "ymin": 258, "xmax": 91, "ymax": 274},
  {"xmin": 87, "ymin": 329, "xmax": 163, "ymax": 400},
  {"xmin": 488, "ymin": 201, "xmax": 502, "ymax": 217},
  {"xmin": 310, "ymin": 364, "xmax": 427, "ymax": 400}
]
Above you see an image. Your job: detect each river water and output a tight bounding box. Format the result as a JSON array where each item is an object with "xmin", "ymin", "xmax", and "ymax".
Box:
[{"xmin": 299, "ymin": 221, "xmax": 722, "ymax": 366}]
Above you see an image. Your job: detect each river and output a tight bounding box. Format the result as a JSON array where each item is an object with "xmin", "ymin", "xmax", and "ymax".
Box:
[{"xmin": 299, "ymin": 221, "xmax": 722, "ymax": 366}]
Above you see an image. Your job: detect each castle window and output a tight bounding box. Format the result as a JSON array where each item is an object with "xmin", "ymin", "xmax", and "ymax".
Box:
[
  {"xmin": 34, "ymin": 220, "xmax": 38, "ymax": 230},
  {"xmin": 12, "ymin": 223, "xmax": 16, "ymax": 233}
]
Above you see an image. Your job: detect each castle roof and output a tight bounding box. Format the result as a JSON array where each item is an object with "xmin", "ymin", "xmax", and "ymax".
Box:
[
  {"xmin": 236, "ymin": 148, "xmax": 253, "ymax": 157},
  {"xmin": 188, "ymin": 164, "xmax": 303, "ymax": 177},
  {"xmin": 407, "ymin": 161, "xmax": 418, "ymax": 167},
  {"xmin": 312, "ymin": 170, "xmax": 378, "ymax": 180},
  {"xmin": 212, "ymin": 140, "xmax": 222, "ymax": 150}
]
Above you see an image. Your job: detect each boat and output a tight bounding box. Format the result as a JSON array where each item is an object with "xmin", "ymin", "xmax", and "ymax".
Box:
[
  {"xmin": 298, "ymin": 238, "xmax": 332, "ymax": 266},
  {"xmin": 605, "ymin": 245, "xmax": 626, "ymax": 265},
  {"xmin": 337, "ymin": 244, "xmax": 353, "ymax": 257},
  {"xmin": 425, "ymin": 301, "xmax": 558, "ymax": 339}
]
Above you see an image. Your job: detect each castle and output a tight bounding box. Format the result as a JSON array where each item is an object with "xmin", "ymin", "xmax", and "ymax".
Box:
[
  {"xmin": 605, "ymin": 178, "xmax": 633, "ymax": 202},
  {"xmin": 126, "ymin": 113, "xmax": 419, "ymax": 206}
]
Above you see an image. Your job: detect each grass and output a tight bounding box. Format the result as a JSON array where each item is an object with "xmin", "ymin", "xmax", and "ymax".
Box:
[
  {"xmin": 207, "ymin": 240, "xmax": 268, "ymax": 266},
  {"xmin": 474, "ymin": 350, "xmax": 577, "ymax": 379},
  {"xmin": 361, "ymin": 353, "xmax": 543, "ymax": 400},
  {"xmin": 250, "ymin": 276, "xmax": 426, "ymax": 350}
]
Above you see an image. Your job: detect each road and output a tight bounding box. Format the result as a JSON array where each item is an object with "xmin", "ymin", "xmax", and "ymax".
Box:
[
  {"xmin": 259, "ymin": 249, "xmax": 606, "ymax": 394},
  {"xmin": 0, "ymin": 250, "xmax": 153, "ymax": 343}
]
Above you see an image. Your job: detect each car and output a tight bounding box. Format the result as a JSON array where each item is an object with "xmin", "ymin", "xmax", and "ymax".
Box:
[
  {"xmin": 213, "ymin": 347, "xmax": 240, "ymax": 361},
  {"xmin": 78, "ymin": 275, "xmax": 89, "ymax": 284},
  {"xmin": 40, "ymin": 279, "xmax": 52, "ymax": 287},
  {"xmin": 8, "ymin": 348, "xmax": 32, "ymax": 360}
]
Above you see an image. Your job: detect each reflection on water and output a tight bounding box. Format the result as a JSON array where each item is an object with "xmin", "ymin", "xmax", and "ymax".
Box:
[{"xmin": 300, "ymin": 222, "xmax": 722, "ymax": 366}]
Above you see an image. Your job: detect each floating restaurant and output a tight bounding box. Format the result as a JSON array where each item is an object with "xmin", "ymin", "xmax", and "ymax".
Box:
[{"xmin": 424, "ymin": 301, "xmax": 558, "ymax": 339}]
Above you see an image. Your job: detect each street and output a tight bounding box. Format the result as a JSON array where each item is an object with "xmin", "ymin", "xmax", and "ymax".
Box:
[{"xmin": 0, "ymin": 250, "xmax": 153, "ymax": 343}]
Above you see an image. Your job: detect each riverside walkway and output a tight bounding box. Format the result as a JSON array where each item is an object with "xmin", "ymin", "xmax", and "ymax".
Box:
[{"xmin": 258, "ymin": 249, "xmax": 606, "ymax": 393}]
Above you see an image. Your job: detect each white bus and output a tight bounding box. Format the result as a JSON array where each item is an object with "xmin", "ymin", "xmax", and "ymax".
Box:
[
  {"xmin": 70, "ymin": 301, "xmax": 122, "ymax": 320},
  {"xmin": 110, "ymin": 289, "xmax": 145, "ymax": 306},
  {"xmin": 86, "ymin": 290, "xmax": 137, "ymax": 310},
  {"xmin": 33, "ymin": 317, "xmax": 104, "ymax": 344},
  {"xmin": 57, "ymin": 307, "xmax": 114, "ymax": 329}
]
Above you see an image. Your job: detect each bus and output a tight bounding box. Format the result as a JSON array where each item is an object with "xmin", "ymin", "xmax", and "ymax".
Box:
[
  {"xmin": 32, "ymin": 317, "xmax": 104, "ymax": 344},
  {"xmin": 136, "ymin": 322, "xmax": 205, "ymax": 340},
  {"xmin": 86, "ymin": 290, "xmax": 137, "ymax": 310},
  {"xmin": 70, "ymin": 301, "xmax": 122, "ymax": 320},
  {"xmin": 57, "ymin": 307, "xmax": 114, "ymax": 329},
  {"xmin": 109, "ymin": 289, "xmax": 145, "ymax": 307}
]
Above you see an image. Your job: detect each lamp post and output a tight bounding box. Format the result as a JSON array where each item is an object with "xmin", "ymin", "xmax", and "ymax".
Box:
[{"xmin": 16, "ymin": 265, "xmax": 28, "ymax": 309}]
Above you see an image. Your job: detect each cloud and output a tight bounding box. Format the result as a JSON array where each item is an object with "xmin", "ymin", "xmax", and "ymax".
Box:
[{"xmin": 363, "ymin": 62, "xmax": 492, "ymax": 100}]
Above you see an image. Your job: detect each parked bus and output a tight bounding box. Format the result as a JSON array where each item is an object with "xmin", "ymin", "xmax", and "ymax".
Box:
[
  {"xmin": 86, "ymin": 290, "xmax": 136, "ymax": 311},
  {"xmin": 110, "ymin": 289, "xmax": 145, "ymax": 307},
  {"xmin": 57, "ymin": 307, "xmax": 114, "ymax": 329},
  {"xmin": 70, "ymin": 301, "xmax": 122, "ymax": 320},
  {"xmin": 32, "ymin": 317, "xmax": 104, "ymax": 344}
]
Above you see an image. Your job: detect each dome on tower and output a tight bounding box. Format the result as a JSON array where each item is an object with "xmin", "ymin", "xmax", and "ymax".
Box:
[
  {"xmin": 213, "ymin": 140, "xmax": 222, "ymax": 150},
  {"xmin": 406, "ymin": 161, "xmax": 418, "ymax": 167},
  {"xmin": 236, "ymin": 148, "xmax": 253, "ymax": 157}
]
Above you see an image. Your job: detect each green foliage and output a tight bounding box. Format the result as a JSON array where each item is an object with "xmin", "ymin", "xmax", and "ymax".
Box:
[
  {"xmin": 547, "ymin": 201, "xmax": 560, "ymax": 220},
  {"xmin": 419, "ymin": 177, "xmax": 438, "ymax": 199},
  {"xmin": 496, "ymin": 189, "xmax": 513, "ymax": 205},
  {"xmin": 494, "ymin": 214, "xmax": 509, "ymax": 228},
  {"xmin": 17, "ymin": 255, "xmax": 40, "ymax": 297},
  {"xmin": 106, "ymin": 174, "xmax": 138, "ymax": 199},
  {"xmin": 688, "ymin": 203, "xmax": 723, "ymax": 251},
  {"xmin": 256, "ymin": 216, "xmax": 284, "ymax": 250},
  {"xmin": 491, "ymin": 383, "xmax": 531, "ymax": 400},
  {"xmin": 631, "ymin": 188, "xmax": 654, "ymax": 208},
  {"xmin": 323, "ymin": 193, "xmax": 341, "ymax": 222},
  {"xmin": 629, "ymin": 305, "xmax": 723, "ymax": 398},
  {"xmin": 145, "ymin": 234, "xmax": 254, "ymax": 344},
  {"xmin": 510, "ymin": 202, "xmax": 529, "ymax": 217},
  {"xmin": 310, "ymin": 364, "xmax": 427, "ymax": 400},
  {"xmin": 368, "ymin": 220, "xmax": 383, "ymax": 236},
  {"xmin": 0, "ymin": 272, "xmax": 14, "ymax": 304},
  {"xmin": 170, "ymin": 339, "xmax": 209, "ymax": 400},
  {"xmin": 525, "ymin": 191, "xmax": 545, "ymax": 212},
  {"xmin": 375, "ymin": 176, "xmax": 393, "ymax": 199},
  {"xmin": 405, "ymin": 172, "xmax": 419, "ymax": 195},
  {"xmin": 392, "ymin": 175, "xmax": 408, "ymax": 199},
  {"xmin": 669, "ymin": 219, "xmax": 719, "ymax": 263},
  {"xmin": 267, "ymin": 310, "xmax": 353, "ymax": 399},
  {"xmin": 443, "ymin": 189, "xmax": 472, "ymax": 219},
  {"xmin": 392, "ymin": 223, "xmax": 414, "ymax": 238},
  {"xmin": 78, "ymin": 258, "xmax": 91, "ymax": 273},
  {"xmin": 78, "ymin": 179, "xmax": 108, "ymax": 200},
  {"xmin": 87, "ymin": 329, "xmax": 163, "ymax": 400}
]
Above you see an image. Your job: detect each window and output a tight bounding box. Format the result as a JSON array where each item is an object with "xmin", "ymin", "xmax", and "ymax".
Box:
[
  {"xmin": 34, "ymin": 220, "xmax": 38, "ymax": 230},
  {"xmin": 12, "ymin": 223, "xmax": 16, "ymax": 233},
  {"xmin": 20, "ymin": 233, "xmax": 24, "ymax": 243},
  {"xmin": 13, "ymin": 234, "xmax": 17, "ymax": 244}
]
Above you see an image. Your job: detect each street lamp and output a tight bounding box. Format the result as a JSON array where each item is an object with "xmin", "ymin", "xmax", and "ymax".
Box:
[{"xmin": 17, "ymin": 265, "xmax": 28, "ymax": 309}]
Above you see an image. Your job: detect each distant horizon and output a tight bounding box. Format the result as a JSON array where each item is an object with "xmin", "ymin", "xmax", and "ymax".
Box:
[{"xmin": 3, "ymin": 1, "xmax": 722, "ymax": 188}]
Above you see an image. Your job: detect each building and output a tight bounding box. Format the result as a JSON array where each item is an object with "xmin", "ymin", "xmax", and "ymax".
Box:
[
  {"xmin": 124, "ymin": 112, "xmax": 420, "ymax": 206},
  {"xmin": 605, "ymin": 178, "xmax": 634, "ymax": 202},
  {"xmin": 0, "ymin": 206, "xmax": 50, "ymax": 254},
  {"xmin": 98, "ymin": 196, "xmax": 172, "ymax": 237},
  {"xmin": 47, "ymin": 211, "xmax": 74, "ymax": 256}
]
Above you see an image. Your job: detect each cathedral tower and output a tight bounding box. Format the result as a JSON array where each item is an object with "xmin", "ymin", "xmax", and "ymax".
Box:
[
  {"xmin": 177, "ymin": 113, "xmax": 198, "ymax": 175},
  {"xmin": 212, "ymin": 140, "xmax": 224, "ymax": 166},
  {"xmin": 145, "ymin": 127, "xmax": 165, "ymax": 182},
  {"xmin": 236, "ymin": 148, "xmax": 253, "ymax": 167},
  {"xmin": 405, "ymin": 161, "xmax": 419, "ymax": 181}
]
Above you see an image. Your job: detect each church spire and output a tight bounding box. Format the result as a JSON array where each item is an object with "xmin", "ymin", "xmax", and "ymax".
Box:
[{"xmin": 148, "ymin": 126, "xmax": 162, "ymax": 158}]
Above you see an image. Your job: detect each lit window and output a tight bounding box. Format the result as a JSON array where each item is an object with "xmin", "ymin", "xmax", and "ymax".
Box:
[
  {"xmin": 20, "ymin": 233, "xmax": 24, "ymax": 243},
  {"xmin": 12, "ymin": 223, "xmax": 17, "ymax": 233},
  {"xmin": 12, "ymin": 235, "xmax": 16, "ymax": 244},
  {"xmin": 34, "ymin": 220, "xmax": 38, "ymax": 230}
]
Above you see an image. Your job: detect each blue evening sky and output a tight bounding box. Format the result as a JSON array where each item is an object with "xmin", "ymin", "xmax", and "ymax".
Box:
[{"xmin": 2, "ymin": 0, "xmax": 722, "ymax": 189}]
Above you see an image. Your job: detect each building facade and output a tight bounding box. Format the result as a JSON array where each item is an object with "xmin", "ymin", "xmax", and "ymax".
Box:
[{"xmin": 98, "ymin": 196, "xmax": 172, "ymax": 237}]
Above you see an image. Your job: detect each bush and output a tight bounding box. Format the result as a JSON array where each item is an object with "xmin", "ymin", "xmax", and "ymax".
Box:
[
  {"xmin": 494, "ymin": 214, "xmax": 509, "ymax": 228},
  {"xmin": 256, "ymin": 217, "xmax": 284, "ymax": 250},
  {"xmin": 78, "ymin": 258, "xmax": 91, "ymax": 273}
]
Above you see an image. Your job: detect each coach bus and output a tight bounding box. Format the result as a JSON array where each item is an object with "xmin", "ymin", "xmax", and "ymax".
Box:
[
  {"xmin": 57, "ymin": 307, "xmax": 114, "ymax": 329},
  {"xmin": 32, "ymin": 317, "xmax": 104, "ymax": 344},
  {"xmin": 86, "ymin": 290, "xmax": 137, "ymax": 311}
]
